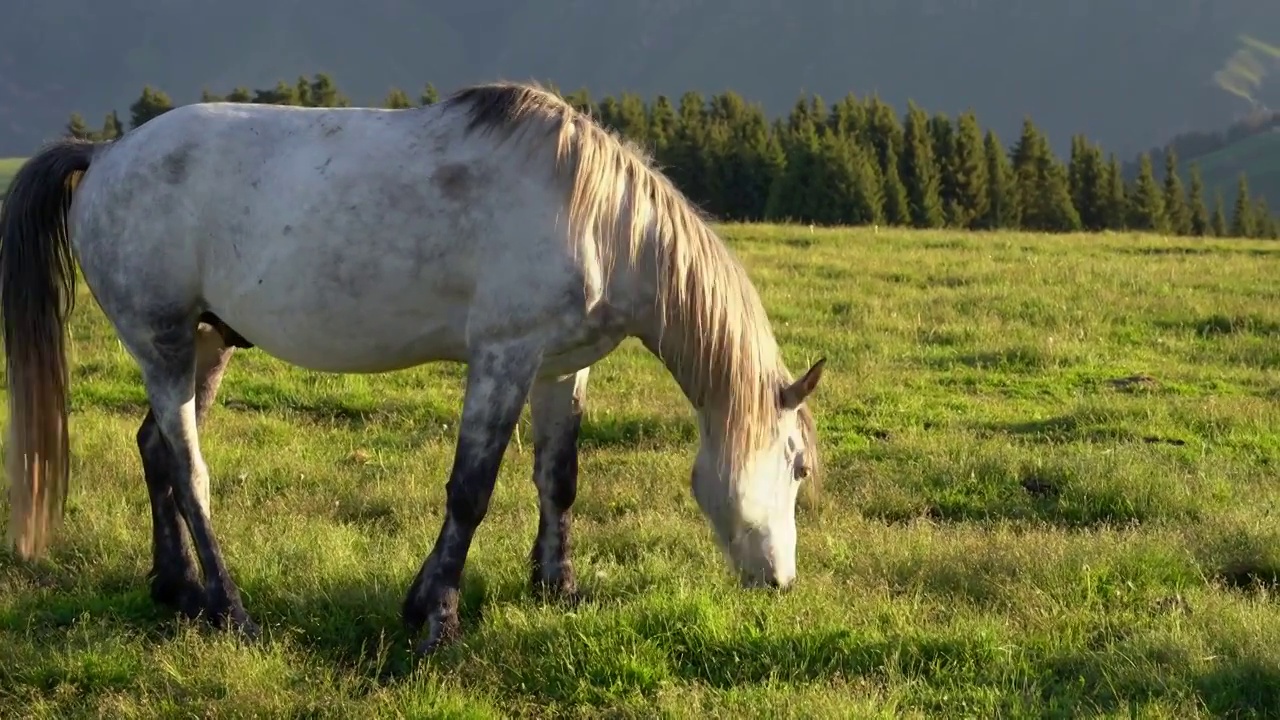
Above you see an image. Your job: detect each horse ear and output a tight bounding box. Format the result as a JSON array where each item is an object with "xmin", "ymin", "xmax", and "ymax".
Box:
[{"xmin": 780, "ymin": 358, "xmax": 826, "ymax": 410}]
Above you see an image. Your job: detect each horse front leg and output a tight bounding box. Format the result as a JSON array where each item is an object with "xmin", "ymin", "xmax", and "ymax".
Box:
[
  {"xmin": 402, "ymin": 341, "xmax": 541, "ymax": 655},
  {"xmin": 527, "ymin": 368, "xmax": 589, "ymax": 602}
]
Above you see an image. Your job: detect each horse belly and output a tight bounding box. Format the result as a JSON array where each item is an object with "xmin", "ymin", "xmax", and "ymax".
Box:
[{"xmin": 207, "ymin": 259, "xmax": 473, "ymax": 374}]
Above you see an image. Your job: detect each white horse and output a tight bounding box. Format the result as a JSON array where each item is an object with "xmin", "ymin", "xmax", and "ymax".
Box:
[{"xmin": 0, "ymin": 81, "xmax": 824, "ymax": 654}]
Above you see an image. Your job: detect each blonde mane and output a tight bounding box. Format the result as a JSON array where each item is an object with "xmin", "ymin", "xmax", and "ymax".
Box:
[{"xmin": 444, "ymin": 81, "xmax": 819, "ymax": 479}]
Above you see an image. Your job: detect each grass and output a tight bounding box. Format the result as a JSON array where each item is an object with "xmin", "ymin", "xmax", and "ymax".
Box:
[
  {"xmin": 2, "ymin": 223, "xmax": 1279, "ymax": 717},
  {"xmin": 0, "ymin": 158, "xmax": 23, "ymax": 194}
]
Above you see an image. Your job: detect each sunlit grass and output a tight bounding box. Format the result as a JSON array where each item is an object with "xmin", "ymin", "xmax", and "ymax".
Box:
[{"xmin": 1, "ymin": 224, "xmax": 1278, "ymax": 717}]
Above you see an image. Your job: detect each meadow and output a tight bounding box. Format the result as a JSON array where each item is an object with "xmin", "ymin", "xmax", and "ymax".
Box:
[
  {"xmin": 0, "ymin": 158, "xmax": 22, "ymax": 193},
  {"xmin": 1, "ymin": 223, "xmax": 1278, "ymax": 718}
]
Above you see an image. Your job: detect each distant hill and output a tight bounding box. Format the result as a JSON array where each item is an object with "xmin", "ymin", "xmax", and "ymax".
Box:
[
  {"xmin": 2, "ymin": 1, "xmax": 1279, "ymax": 159},
  {"xmin": 1189, "ymin": 129, "xmax": 1280, "ymax": 207},
  {"xmin": 1119, "ymin": 106, "xmax": 1280, "ymax": 208}
]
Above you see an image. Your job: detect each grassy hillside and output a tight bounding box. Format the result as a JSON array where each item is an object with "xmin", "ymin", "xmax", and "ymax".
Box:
[
  {"xmin": 1, "ymin": 224, "xmax": 1278, "ymax": 716},
  {"xmin": 1191, "ymin": 130, "xmax": 1280, "ymax": 207},
  {"xmin": 0, "ymin": 158, "xmax": 21, "ymax": 193}
]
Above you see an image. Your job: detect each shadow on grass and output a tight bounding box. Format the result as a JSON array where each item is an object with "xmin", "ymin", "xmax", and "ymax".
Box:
[
  {"xmin": 858, "ymin": 457, "xmax": 1200, "ymax": 532},
  {"xmin": 1110, "ymin": 244, "xmax": 1280, "ymax": 258},
  {"xmin": 922, "ymin": 345, "xmax": 1066, "ymax": 372},
  {"xmin": 978, "ymin": 407, "xmax": 1192, "ymax": 448},
  {"xmin": 578, "ymin": 414, "xmax": 697, "ymax": 449},
  {"xmin": 4, "ymin": 553, "xmax": 1278, "ymax": 715},
  {"xmin": 1153, "ymin": 313, "xmax": 1280, "ymax": 339},
  {"xmin": 442, "ymin": 600, "xmax": 1280, "ymax": 714},
  {"xmin": 1194, "ymin": 526, "xmax": 1280, "ymax": 598}
]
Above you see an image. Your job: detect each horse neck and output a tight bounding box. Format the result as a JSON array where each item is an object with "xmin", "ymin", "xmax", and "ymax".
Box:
[{"xmin": 631, "ymin": 255, "xmax": 782, "ymax": 472}]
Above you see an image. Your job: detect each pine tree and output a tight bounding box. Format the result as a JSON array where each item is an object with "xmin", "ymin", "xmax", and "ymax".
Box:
[
  {"xmin": 253, "ymin": 80, "xmax": 298, "ymax": 105},
  {"xmin": 864, "ymin": 96, "xmax": 905, "ymax": 180},
  {"xmin": 308, "ymin": 74, "xmax": 349, "ymax": 107},
  {"xmin": 1126, "ymin": 154, "xmax": 1166, "ymax": 232},
  {"xmin": 849, "ymin": 140, "xmax": 886, "ymax": 226},
  {"xmin": 1231, "ymin": 175, "xmax": 1255, "ymax": 237},
  {"xmin": 614, "ymin": 92, "xmax": 649, "ymax": 141},
  {"xmin": 1102, "ymin": 154, "xmax": 1128, "ymax": 230},
  {"xmin": 978, "ymin": 129, "xmax": 1015, "ymax": 229},
  {"xmin": 100, "ymin": 111, "xmax": 124, "ymax": 141},
  {"xmin": 129, "ymin": 86, "xmax": 173, "ymax": 129},
  {"xmin": 827, "ymin": 93, "xmax": 865, "ymax": 139},
  {"xmin": 1253, "ymin": 197, "xmax": 1279, "ymax": 239},
  {"xmin": 765, "ymin": 123, "xmax": 820, "ymax": 222},
  {"xmin": 810, "ymin": 131, "xmax": 858, "ymax": 225},
  {"xmin": 420, "ymin": 83, "xmax": 440, "ymax": 106},
  {"xmin": 880, "ymin": 143, "xmax": 911, "ymax": 226},
  {"xmin": 668, "ymin": 91, "xmax": 710, "ymax": 206},
  {"xmin": 200, "ymin": 88, "xmax": 223, "ymax": 103},
  {"xmin": 1067, "ymin": 136, "xmax": 1083, "ymax": 212},
  {"xmin": 65, "ymin": 112, "xmax": 93, "ymax": 139},
  {"xmin": 295, "ymin": 76, "xmax": 313, "ymax": 107},
  {"xmin": 928, "ymin": 113, "xmax": 958, "ymax": 224},
  {"xmin": 1011, "ymin": 119, "xmax": 1079, "ymax": 231},
  {"xmin": 383, "ymin": 87, "xmax": 413, "ymax": 109},
  {"xmin": 226, "ymin": 87, "xmax": 253, "ymax": 103},
  {"xmin": 900, "ymin": 102, "xmax": 945, "ymax": 228},
  {"xmin": 1067, "ymin": 136, "xmax": 1107, "ymax": 230},
  {"xmin": 950, "ymin": 111, "xmax": 989, "ymax": 228},
  {"xmin": 647, "ymin": 95, "xmax": 677, "ymax": 156},
  {"xmin": 1161, "ymin": 149, "xmax": 1190, "ymax": 235},
  {"xmin": 1211, "ymin": 192, "xmax": 1228, "ymax": 236},
  {"xmin": 1185, "ymin": 163, "xmax": 1210, "ymax": 236}
]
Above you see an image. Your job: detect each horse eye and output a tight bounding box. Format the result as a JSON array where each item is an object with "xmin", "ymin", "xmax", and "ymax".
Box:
[{"xmin": 795, "ymin": 464, "xmax": 809, "ymax": 480}]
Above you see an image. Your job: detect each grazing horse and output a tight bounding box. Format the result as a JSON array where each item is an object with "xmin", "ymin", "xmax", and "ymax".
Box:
[{"xmin": 0, "ymin": 81, "xmax": 824, "ymax": 654}]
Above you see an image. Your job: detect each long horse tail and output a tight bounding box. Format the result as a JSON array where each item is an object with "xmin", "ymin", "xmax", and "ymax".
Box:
[{"xmin": 0, "ymin": 138, "xmax": 100, "ymax": 560}]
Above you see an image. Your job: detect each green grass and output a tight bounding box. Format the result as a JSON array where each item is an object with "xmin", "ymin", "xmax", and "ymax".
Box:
[
  {"xmin": 0, "ymin": 158, "xmax": 23, "ymax": 193},
  {"xmin": 2, "ymin": 224, "xmax": 1279, "ymax": 717}
]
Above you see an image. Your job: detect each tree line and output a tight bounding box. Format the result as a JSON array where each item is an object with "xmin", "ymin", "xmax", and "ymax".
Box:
[{"xmin": 63, "ymin": 73, "xmax": 1278, "ymax": 239}]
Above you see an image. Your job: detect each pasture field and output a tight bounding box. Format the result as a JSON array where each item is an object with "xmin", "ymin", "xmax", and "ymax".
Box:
[
  {"xmin": 0, "ymin": 158, "xmax": 23, "ymax": 194},
  {"xmin": 1, "ymin": 224, "xmax": 1279, "ymax": 718}
]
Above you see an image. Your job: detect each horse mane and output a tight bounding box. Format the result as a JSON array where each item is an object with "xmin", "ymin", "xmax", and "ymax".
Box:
[{"xmin": 443, "ymin": 81, "xmax": 819, "ymax": 480}]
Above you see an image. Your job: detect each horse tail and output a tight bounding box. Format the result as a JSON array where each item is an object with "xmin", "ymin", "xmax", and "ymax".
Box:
[{"xmin": 0, "ymin": 138, "xmax": 99, "ymax": 560}]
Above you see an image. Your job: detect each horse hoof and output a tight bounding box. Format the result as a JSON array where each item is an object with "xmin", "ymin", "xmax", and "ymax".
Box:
[
  {"xmin": 413, "ymin": 611, "xmax": 461, "ymax": 657},
  {"xmin": 204, "ymin": 600, "xmax": 261, "ymax": 642},
  {"xmin": 234, "ymin": 616, "xmax": 262, "ymax": 642},
  {"xmin": 532, "ymin": 579, "xmax": 579, "ymax": 606}
]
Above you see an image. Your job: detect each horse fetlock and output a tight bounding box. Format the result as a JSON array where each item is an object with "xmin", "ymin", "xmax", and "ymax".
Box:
[
  {"xmin": 404, "ymin": 579, "xmax": 462, "ymax": 656},
  {"xmin": 149, "ymin": 564, "xmax": 206, "ymax": 617},
  {"xmin": 204, "ymin": 590, "xmax": 260, "ymax": 640},
  {"xmin": 530, "ymin": 557, "xmax": 578, "ymax": 604}
]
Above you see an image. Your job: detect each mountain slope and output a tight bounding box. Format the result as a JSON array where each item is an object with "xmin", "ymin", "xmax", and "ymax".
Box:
[{"xmin": 1188, "ymin": 130, "xmax": 1280, "ymax": 208}]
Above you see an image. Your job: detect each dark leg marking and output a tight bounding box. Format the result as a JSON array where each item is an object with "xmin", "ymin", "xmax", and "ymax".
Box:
[
  {"xmin": 141, "ymin": 324, "xmax": 236, "ymax": 616},
  {"xmin": 138, "ymin": 316, "xmax": 256, "ymax": 638},
  {"xmin": 528, "ymin": 369, "xmax": 588, "ymax": 601},
  {"xmin": 402, "ymin": 343, "xmax": 541, "ymax": 655}
]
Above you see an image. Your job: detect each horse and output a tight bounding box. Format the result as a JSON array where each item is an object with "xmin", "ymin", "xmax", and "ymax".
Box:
[{"xmin": 0, "ymin": 81, "xmax": 825, "ymax": 655}]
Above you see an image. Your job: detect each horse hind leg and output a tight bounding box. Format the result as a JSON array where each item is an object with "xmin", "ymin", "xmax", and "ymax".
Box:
[
  {"xmin": 527, "ymin": 368, "xmax": 589, "ymax": 602},
  {"xmin": 127, "ymin": 312, "xmax": 256, "ymax": 637},
  {"xmin": 139, "ymin": 321, "xmax": 237, "ymax": 618}
]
